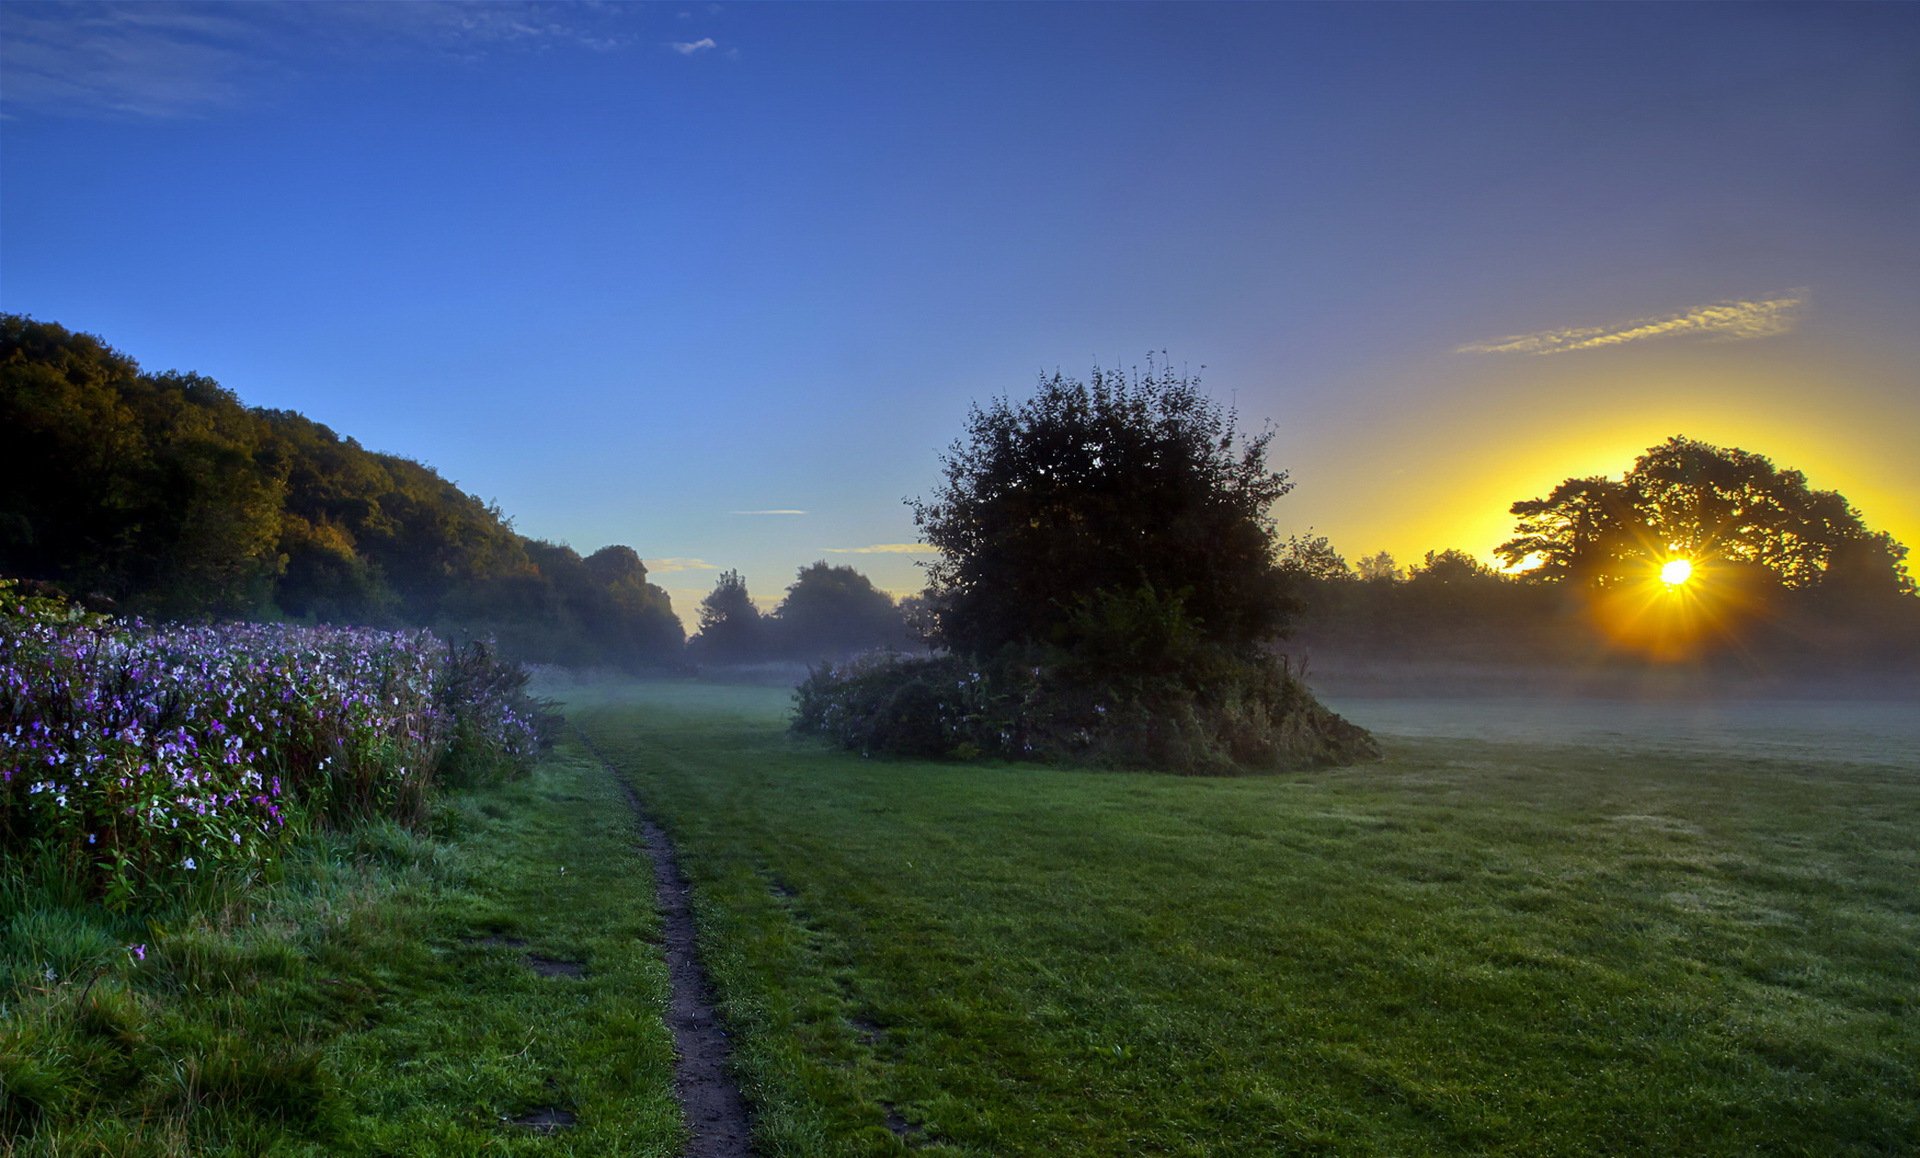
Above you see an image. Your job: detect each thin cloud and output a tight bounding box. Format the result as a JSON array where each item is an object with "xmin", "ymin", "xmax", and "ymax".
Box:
[
  {"xmin": 0, "ymin": 3, "xmax": 266, "ymax": 118},
  {"xmin": 0, "ymin": 1, "xmax": 643, "ymax": 119},
  {"xmin": 730, "ymin": 509, "xmax": 807, "ymax": 517},
  {"xmin": 1458, "ymin": 295, "xmax": 1804, "ymax": 356},
  {"xmin": 823, "ymin": 543, "xmax": 933, "ymax": 555},
  {"xmin": 647, "ymin": 557, "xmax": 718, "ymax": 574},
  {"xmin": 671, "ymin": 37, "xmax": 717, "ymax": 56}
]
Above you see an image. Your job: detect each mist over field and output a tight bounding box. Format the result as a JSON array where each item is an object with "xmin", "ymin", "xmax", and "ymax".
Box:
[{"xmin": 1325, "ymin": 685, "xmax": 1920, "ymax": 769}]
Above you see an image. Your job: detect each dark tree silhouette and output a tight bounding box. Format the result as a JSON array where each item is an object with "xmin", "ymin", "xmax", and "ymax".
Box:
[
  {"xmin": 1354, "ymin": 550, "xmax": 1401, "ymax": 584},
  {"xmin": 1409, "ymin": 548, "xmax": 1498, "ymax": 584},
  {"xmin": 1497, "ymin": 477, "xmax": 1636, "ymax": 585},
  {"xmin": 802, "ymin": 361, "xmax": 1376, "ymax": 771},
  {"xmin": 691, "ymin": 569, "xmax": 767, "ymax": 663},
  {"xmin": 1499, "ymin": 436, "xmax": 1910, "ymax": 592},
  {"xmin": 770, "ymin": 561, "xmax": 905, "ymax": 660},
  {"xmin": 912, "ymin": 362, "xmax": 1295, "ymax": 658},
  {"xmin": 1277, "ymin": 531, "xmax": 1354, "ymax": 583}
]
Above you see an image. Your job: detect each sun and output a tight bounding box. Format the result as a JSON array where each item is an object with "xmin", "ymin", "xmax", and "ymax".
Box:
[{"xmin": 1659, "ymin": 557, "xmax": 1694, "ymax": 586}]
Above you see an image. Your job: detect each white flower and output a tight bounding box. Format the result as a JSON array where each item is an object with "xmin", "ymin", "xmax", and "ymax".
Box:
[{"xmin": 183, "ymin": 857, "xmax": 197, "ymax": 871}]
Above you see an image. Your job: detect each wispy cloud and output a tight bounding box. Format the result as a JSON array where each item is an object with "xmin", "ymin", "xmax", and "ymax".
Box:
[
  {"xmin": 0, "ymin": 3, "xmax": 266, "ymax": 118},
  {"xmin": 0, "ymin": 1, "xmax": 644, "ymax": 119},
  {"xmin": 730, "ymin": 509, "xmax": 807, "ymax": 517},
  {"xmin": 647, "ymin": 557, "xmax": 718, "ymax": 574},
  {"xmin": 1458, "ymin": 294, "xmax": 1804, "ymax": 356},
  {"xmin": 671, "ymin": 36, "xmax": 717, "ymax": 56},
  {"xmin": 823, "ymin": 543, "xmax": 933, "ymax": 555}
]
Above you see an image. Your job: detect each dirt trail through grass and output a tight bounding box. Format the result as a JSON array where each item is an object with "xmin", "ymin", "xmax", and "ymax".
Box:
[{"xmin": 578, "ymin": 727, "xmax": 753, "ymax": 1158}]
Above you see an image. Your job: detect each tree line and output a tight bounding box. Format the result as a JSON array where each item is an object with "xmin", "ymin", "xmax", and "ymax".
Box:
[
  {"xmin": 2, "ymin": 315, "xmax": 930, "ymax": 670},
  {"xmin": 2, "ymin": 315, "xmax": 689, "ymax": 668},
  {"xmin": 1278, "ymin": 434, "xmax": 1916, "ymax": 669}
]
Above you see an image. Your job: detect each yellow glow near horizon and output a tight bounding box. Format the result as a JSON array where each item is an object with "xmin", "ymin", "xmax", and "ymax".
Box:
[
  {"xmin": 1660, "ymin": 558, "xmax": 1694, "ymax": 586},
  {"xmin": 1278, "ymin": 347, "xmax": 1920, "ymax": 578}
]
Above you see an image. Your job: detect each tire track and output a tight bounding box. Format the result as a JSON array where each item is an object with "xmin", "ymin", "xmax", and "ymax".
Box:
[{"xmin": 576, "ymin": 728, "xmax": 753, "ymax": 1157}]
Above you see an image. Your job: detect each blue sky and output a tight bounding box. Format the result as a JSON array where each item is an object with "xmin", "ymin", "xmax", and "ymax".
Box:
[{"xmin": 4, "ymin": 2, "xmax": 1917, "ymax": 625}]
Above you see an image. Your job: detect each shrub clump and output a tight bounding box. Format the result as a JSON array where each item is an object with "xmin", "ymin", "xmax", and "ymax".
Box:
[
  {"xmin": 793, "ymin": 647, "xmax": 1378, "ymax": 774},
  {"xmin": 0, "ymin": 579, "xmax": 553, "ymax": 907}
]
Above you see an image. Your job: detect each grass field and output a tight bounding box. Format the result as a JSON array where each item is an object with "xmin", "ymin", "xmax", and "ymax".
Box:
[
  {"xmin": 569, "ymin": 680, "xmax": 1919, "ymax": 1157},
  {"xmin": 2, "ymin": 748, "xmax": 681, "ymax": 1156}
]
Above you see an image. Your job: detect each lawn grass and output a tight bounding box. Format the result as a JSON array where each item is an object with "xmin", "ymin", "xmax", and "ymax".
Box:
[
  {"xmin": 569, "ymin": 679, "xmax": 1919, "ymax": 1157},
  {"xmin": 2, "ymin": 745, "xmax": 680, "ymax": 1156}
]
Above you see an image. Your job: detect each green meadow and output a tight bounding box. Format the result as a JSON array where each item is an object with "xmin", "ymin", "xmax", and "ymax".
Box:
[
  {"xmin": 2, "ymin": 747, "xmax": 682, "ymax": 1156},
  {"xmin": 7, "ymin": 678, "xmax": 1914, "ymax": 1155},
  {"xmin": 570, "ymin": 680, "xmax": 1916, "ymax": 1156}
]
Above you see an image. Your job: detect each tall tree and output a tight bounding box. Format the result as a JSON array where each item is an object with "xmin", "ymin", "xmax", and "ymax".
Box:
[
  {"xmin": 691, "ymin": 570, "xmax": 767, "ymax": 663},
  {"xmin": 912, "ymin": 362, "xmax": 1295, "ymax": 657}
]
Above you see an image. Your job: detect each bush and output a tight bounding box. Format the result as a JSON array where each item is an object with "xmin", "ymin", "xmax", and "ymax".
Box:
[{"xmin": 793, "ymin": 647, "xmax": 1378, "ymax": 774}]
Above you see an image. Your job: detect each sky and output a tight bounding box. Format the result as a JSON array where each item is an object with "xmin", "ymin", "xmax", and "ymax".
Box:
[{"xmin": 4, "ymin": 1, "xmax": 1917, "ymax": 627}]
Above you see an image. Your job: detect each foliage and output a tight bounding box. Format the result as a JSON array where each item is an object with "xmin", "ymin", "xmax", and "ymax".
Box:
[
  {"xmin": 1277, "ymin": 531, "xmax": 1354, "ymax": 583},
  {"xmin": 688, "ymin": 569, "xmax": 767, "ymax": 664},
  {"xmin": 1354, "ymin": 550, "xmax": 1402, "ymax": 583},
  {"xmin": 793, "ymin": 646, "xmax": 1379, "ymax": 774},
  {"xmin": 688, "ymin": 562, "xmax": 915, "ymax": 666},
  {"xmin": 1, "ymin": 315, "xmax": 684, "ymax": 669},
  {"xmin": 1499, "ymin": 435, "xmax": 1912, "ymax": 593},
  {"xmin": 912, "ymin": 361, "xmax": 1296, "ymax": 656},
  {"xmin": 0, "ymin": 581, "xmax": 550, "ymax": 907},
  {"xmin": 1409, "ymin": 547, "xmax": 1498, "ymax": 584},
  {"xmin": 766, "ymin": 561, "xmax": 909, "ymax": 662},
  {"xmin": 811, "ymin": 361, "xmax": 1372, "ymax": 771}
]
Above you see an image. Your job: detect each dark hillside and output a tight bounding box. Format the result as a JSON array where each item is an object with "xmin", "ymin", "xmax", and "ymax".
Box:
[{"xmin": 1, "ymin": 315, "xmax": 682, "ymax": 668}]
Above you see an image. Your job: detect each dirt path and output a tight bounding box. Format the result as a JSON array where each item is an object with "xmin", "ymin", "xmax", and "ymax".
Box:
[{"xmin": 578, "ymin": 731, "xmax": 753, "ymax": 1157}]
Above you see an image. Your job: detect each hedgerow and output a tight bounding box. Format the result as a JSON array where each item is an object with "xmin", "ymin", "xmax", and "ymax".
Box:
[{"xmin": 0, "ymin": 579, "xmax": 551, "ymax": 908}]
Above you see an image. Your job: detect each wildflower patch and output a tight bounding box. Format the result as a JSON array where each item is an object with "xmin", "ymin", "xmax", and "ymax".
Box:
[{"xmin": 0, "ymin": 580, "xmax": 545, "ymax": 906}]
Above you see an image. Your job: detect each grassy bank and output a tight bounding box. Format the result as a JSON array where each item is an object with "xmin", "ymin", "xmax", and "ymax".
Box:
[
  {"xmin": 2, "ymin": 744, "xmax": 680, "ymax": 1156},
  {"xmin": 570, "ymin": 680, "xmax": 1918, "ymax": 1156}
]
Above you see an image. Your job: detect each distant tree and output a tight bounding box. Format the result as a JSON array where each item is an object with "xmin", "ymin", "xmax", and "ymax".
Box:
[
  {"xmin": 1278, "ymin": 531, "xmax": 1353, "ymax": 583},
  {"xmin": 912, "ymin": 361, "xmax": 1295, "ymax": 658},
  {"xmin": 1409, "ymin": 548, "xmax": 1498, "ymax": 585},
  {"xmin": 1499, "ymin": 437, "xmax": 1909, "ymax": 592},
  {"xmin": 1496, "ymin": 477, "xmax": 1636, "ymax": 585},
  {"xmin": 690, "ymin": 569, "xmax": 768, "ymax": 664},
  {"xmin": 770, "ymin": 561, "xmax": 905, "ymax": 660},
  {"xmin": 1354, "ymin": 551, "xmax": 1401, "ymax": 584}
]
